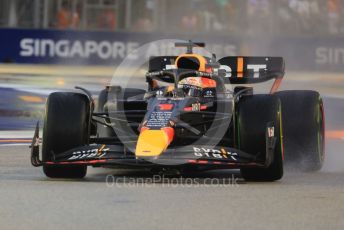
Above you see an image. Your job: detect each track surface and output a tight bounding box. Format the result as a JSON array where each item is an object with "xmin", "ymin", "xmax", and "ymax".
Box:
[
  {"xmin": 1, "ymin": 72, "xmax": 344, "ymax": 230},
  {"xmin": 1, "ymin": 144, "xmax": 344, "ymax": 230}
]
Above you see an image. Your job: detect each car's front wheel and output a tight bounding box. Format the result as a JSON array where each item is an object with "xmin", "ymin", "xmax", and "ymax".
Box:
[
  {"xmin": 236, "ymin": 94, "xmax": 283, "ymax": 181},
  {"xmin": 42, "ymin": 92, "xmax": 90, "ymax": 178}
]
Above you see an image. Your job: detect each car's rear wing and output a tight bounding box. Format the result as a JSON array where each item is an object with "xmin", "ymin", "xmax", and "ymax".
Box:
[
  {"xmin": 148, "ymin": 56, "xmax": 285, "ymax": 93},
  {"xmin": 218, "ymin": 56, "xmax": 285, "ymax": 84}
]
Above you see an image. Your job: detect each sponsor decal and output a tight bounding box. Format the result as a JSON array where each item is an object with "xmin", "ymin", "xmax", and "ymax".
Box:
[
  {"xmin": 14, "ymin": 34, "xmax": 237, "ymax": 65},
  {"xmin": 193, "ymin": 147, "xmax": 238, "ymax": 161},
  {"xmin": 146, "ymin": 111, "xmax": 172, "ymax": 128},
  {"xmin": 316, "ymin": 47, "xmax": 344, "ymax": 65},
  {"xmin": 158, "ymin": 103, "xmax": 174, "ymax": 111},
  {"xmin": 219, "ymin": 59, "xmax": 267, "ymax": 79},
  {"xmin": 192, "ymin": 103, "xmax": 201, "ymax": 112},
  {"xmin": 68, "ymin": 145, "xmax": 109, "ymax": 160},
  {"xmin": 20, "ymin": 38, "xmax": 139, "ymax": 60},
  {"xmin": 268, "ymin": 127, "xmax": 275, "ymax": 138},
  {"xmin": 204, "ymin": 90, "xmax": 214, "ymax": 97},
  {"xmin": 184, "ymin": 103, "xmax": 208, "ymax": 112}
]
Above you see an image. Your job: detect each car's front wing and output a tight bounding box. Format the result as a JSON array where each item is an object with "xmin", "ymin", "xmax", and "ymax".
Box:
[{"xmin": 31, "ymin": 123, "xmax": 276, "ymax": 169}]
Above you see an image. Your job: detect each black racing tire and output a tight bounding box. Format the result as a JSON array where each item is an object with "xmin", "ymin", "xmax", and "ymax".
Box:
[
  {"xmin": 42, "ymin": 92, "xmax": 90, "ymax": 178},
  {"xmin": 237, "ymin": 94, "xmax": 283, "ymax": 181},
  {"xmin": 275, "ymin": 90, "xmax": 325, "ymax": 171}
]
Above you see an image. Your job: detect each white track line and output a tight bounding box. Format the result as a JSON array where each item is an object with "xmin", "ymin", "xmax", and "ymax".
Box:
[
  {"xmin": 0, "ymin": 143, "xmax": 30, "ymax": 147},
  {"xmin": 0, "ymin": 131, "xmax": 35, "ymax": 139}
]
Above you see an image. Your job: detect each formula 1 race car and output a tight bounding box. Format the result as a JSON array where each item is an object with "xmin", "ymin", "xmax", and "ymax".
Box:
[{"xmin": 30, "ymin": 41, "xmax": 325, "ymax": 181}]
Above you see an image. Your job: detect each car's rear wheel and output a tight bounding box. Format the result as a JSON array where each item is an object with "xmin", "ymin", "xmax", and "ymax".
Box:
[
  {"xmin": 42, "ymin": 92, "xmax": 90, "ymax": 178},
  {"xmin": 276, "ymin": 90, "xmax": 325, "ymax": 171},
  {"xmin": 236, "ymin": 94, "xmax": 283, "ymax": 181}
]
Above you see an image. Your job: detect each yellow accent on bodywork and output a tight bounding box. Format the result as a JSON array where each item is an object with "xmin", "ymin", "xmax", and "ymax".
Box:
[{"xmin": 135, "ymin": 130, "xmax": 169, "ymax": 157}]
